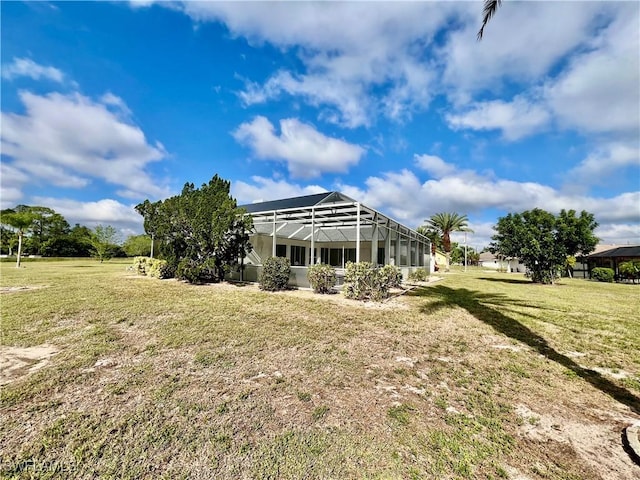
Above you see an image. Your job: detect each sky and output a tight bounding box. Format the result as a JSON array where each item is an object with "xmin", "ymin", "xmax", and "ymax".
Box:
[{"xmin": 1, "ymin": 1, "xmax": 639, "ymax": 249}]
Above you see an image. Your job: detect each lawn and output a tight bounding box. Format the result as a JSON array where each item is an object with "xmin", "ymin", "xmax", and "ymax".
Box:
[{"xmin": 1, "ymin": 260, "xmax": 639, "ymax": 479}]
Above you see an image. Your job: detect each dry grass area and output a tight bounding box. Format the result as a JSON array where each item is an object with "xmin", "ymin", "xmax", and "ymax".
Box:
[{"xmin": 1, "ymin": 260, "xmax": 639, "ymax": 479}]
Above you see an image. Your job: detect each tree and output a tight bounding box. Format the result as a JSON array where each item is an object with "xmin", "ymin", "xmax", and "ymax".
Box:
[
  {"xmin": 416, "ymin": 225, "xmax": 441, "ymax": 254},
  {"xmin": 136, "ymin": 174, "xmax": 253, "ymax": 283},
  {"xmin": 23, "ymin": 206, "xmax": 70, "ymax": 255},
  {"xmin": 490, "ymin": 208, "xmax": 598, "ymax": 284},
  {"xmin": 0, "ymin": 208, "xmax": 37, "ymax": 268},
  {"xmin": 423, "ymin": 212, "xmax": 472, "ymax": 270},
  {"xmin": 478, "ymin": 0, "xmax": 502, "ymax": 40},
  {"xmin": 123, "ymin": 234, "xmax": 154, "ymax": 257},
  {"xmin": 91, "ymin": 225, "xmax": 120, "ymax": 262}
]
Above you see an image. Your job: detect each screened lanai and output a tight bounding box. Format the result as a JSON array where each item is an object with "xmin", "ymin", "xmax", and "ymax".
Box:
[{"xmin": 234, "ymin": 192, "xmax": 432, "ymax": 286}]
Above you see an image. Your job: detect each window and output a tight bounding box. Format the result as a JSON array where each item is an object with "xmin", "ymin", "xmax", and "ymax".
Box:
[
  {"xmin": 290, "ymin": 245, "xmax": 306, "ymax": 266},
  {"xmin": 377, "ymin": 247, "xmax": 385, "ymax": 265},
  {"xmin": 275, "ymin": 244, "xmax": 287, "ymax": 258},
  {"xmin": 320, "ymin": 248, "xmax": 330, "ymax": 265},
  {"xmin": 329, "ymin": 248, "xmax": 342, "ymax": 267},
  {"xmin": 345, "ymin": 248, "xmax": 356, "ymax": 263}
]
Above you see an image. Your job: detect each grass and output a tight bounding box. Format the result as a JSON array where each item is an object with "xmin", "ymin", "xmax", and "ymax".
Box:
[{"xmin": 1, "ymin": 260, "xmax": 639, "ymax": 479}]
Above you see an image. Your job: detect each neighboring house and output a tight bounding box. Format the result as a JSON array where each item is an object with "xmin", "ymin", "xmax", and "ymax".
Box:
[
  {"xmin": 585, "ymin": 245, "xmax": 640, "ymax": 279},
  {"xmin": 479, "ymin": 251, "xmax": 526, "ymax": 273},
  {"xmin": 572, "ymin": 244, "xmax": 618, "ymax": 279},
  {"xmin": 229, "ymin": 191, "xmax": 432, "ymax": 287},
  {"xmin": 433, "ymin": 250, "xmax": 446, "ymax": 271}
]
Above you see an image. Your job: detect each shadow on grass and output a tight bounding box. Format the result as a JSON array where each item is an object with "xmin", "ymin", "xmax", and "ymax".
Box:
[
  {"xmin": 412, "ymin": 285, "xmax": 640, "ymax": 415},
  {"xmin": 478, "ymin": 277, "xmax": 534, "ymax": 285}
]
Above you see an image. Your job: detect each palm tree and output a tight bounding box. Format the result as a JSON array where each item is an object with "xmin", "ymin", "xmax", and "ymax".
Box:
[
  {"xmin": 477, "ymin": 0, "xmax": 502, "ymax": 40},
  {"xmin": 416, "ymin": 225, "xmax": 441, "ymax": 255},
  {"xmin": 0, "ymin": 208, "xmax": 36, "ymax": 268},
  {"xmin": 424, "ymin": 212, "xmax": 472, "ymax": 270}
]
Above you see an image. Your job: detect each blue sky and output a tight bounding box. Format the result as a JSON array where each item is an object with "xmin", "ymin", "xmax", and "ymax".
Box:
[{"xmin": 1, "ymin": 1, "xmax": 638, "ymax": 248}]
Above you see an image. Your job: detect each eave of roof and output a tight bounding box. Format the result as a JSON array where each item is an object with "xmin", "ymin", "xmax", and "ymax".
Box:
[{"xmin": 587, "ymin": 245, "xmax": 640, "ymax": 258}]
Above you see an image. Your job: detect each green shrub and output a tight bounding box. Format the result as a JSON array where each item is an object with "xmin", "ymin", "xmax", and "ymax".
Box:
[
  {"xmin": 344, "ymin": 262, "xmax": 389, "ymax": 301},
  {"xmin": 619, "ymin": 261, "xmax": 640, "ymax": 281},
  {"xmin": 307, "ymin": 263, "xmax": 336, "ymax": 294},
  {"xmin": 591, "ymin": 267, "xmax": 614, "ymax": 283},
  {"xmin": 147, "ymin": 258, "xmax": 173, "ymax": 279},
  {"xmin": 407, "ymin": 268, "xmax": 429, "ymax": 282},
  {"xmin": 260, "ymin": 256, "xmax": 291, "ymax": 291},
  {"xmin": 133, "ymin": 256, "xmax": 149, "ymax": 275},
  {"xmin": 176, "ymin": 257, "xmax": 217, "ymax": 284},
  {"xmin": 380, "ymin": 264, "xmax": 402, "ymax": 288}
]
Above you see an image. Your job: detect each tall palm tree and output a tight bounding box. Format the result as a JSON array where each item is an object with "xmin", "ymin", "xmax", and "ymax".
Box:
[
  {"xmin": 424, "ymin": 212, "xmax": 472, "ymax": 270},
  {"xmin": 0, "ymin": 208, "xmax": 36, "ymax": 268},
  {"xmin": 477, "ymin": 0, "xmax": 502, "ymax": 40}
]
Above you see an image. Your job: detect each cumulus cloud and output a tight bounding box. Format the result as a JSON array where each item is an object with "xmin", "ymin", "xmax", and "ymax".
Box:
[
  {"xmin": 232, "ymin": 116, "xmax": 365, "ymax": 178},
  {"xmin": 150, "ymin": 1, "xmax": 461, "ymax": 127},
  {"xmin": 338, "ymin": 167, "xmax": 640, "ymax": 242},
  {"xmin": 1, "ymin": 90, "xmax": 170, "ymax": 201},
  {"xmin": 544, "ymin": 9, "xmax": 640, "ymax": 136},
  {"xmin": 444, "ymin": 4, "xmax": 638, "ymax": 166},
  {"xmin": 439, "ymin": 2, "xmax": 608, "ymax": 97},
  {"xmin": 32, "ymin": 197, "xmax": 144, "ymax": 237},
  {"xmin": 1, "ymin": 57, "xmax": 64, "ymax": 83},
  {"xmin": 414, "ymin": 154, "xmax": 456, "ymax": 179},
  {"xmin": 446, "ymin": 96, "xmax": 551, "ymax": 141},
  {"xmin": 232, "ymin": 176, "xmax": 326, "ymax": 205},
  {"xmin": 568, "ymin": 142, "xmax": 640, "ymax": 186}
]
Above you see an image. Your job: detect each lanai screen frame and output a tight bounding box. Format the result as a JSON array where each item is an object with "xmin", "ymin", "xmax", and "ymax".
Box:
[{"xmin": 243, "ymin": 192, "xmax": 431, "ymax": 268}]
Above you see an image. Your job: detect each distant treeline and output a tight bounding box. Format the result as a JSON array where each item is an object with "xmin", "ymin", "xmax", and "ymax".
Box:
[{"xmin": 0, "ymin": 205, "xmax": 153, "ymax": 258}]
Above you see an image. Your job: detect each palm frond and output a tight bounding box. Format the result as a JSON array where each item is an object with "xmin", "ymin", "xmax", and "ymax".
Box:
[{"xmin": 477, "ymin": 0, "xmax": 502, "ymax": 40}]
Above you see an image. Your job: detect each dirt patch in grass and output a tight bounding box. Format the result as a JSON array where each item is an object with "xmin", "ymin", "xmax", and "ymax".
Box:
[
  {"xmin": 0, "ymin": 345, "xmax": 59, "ymax": 385},
  {"xmin": 515, "ymin": 404, "xmax": 638, "ymax": 480},
  {"xmin": 0, "ymin": 285, "xmax": 46, "ymax": 294}
]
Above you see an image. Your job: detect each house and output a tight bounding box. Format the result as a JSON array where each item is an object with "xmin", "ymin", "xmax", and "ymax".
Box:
[
  {"xmin": 585, "ymin": 245, "xmax": 640, "ymax": 279},
  {"xmin": 229, "ymin": 191, "xmax": 432, "ymax": 287},
  {"xmin": 478, "ymin": 251, "xmax": 526, "ymax": 273},
  {"xmin": 572, "ymin": 244, "xmax": 617, "ymax": 278}
]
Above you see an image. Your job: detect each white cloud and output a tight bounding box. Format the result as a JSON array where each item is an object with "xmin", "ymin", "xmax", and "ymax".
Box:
[
  {"xmin": 1, "ymin": 90, "xmax": 170, "ymax": 200},
  {"xmin": 446, "ymin": 96, "xmax": 551, "ymax": 141},
  {"xmin": 414, "ymin": 154, "xmax": 457, "ymax": 179},
  {"xmin": 159, "ymin": 1, "xmax": 461, "ymax": 128},
  {"xmin": 439, "ymin": 2, "xmax": 608, "ymax": 98},
  {"xmin": 339, "ymin": 167, "xmax": 640, "ymax": 242},
  {"xmin": 544, "ymin": 9, "xmax": 640, "ymax": 136},
  {"xmin": 1, "ymin": 57, "xmax": 64, "ymax": 83},
  {"xmin": 32, "ymin": 197, "xmax": 143, "ymax": 236},
  {"xmin": 594, "ymin": 223, "xmax": 640, "ymax": 246},
  {"xmin": 0, "ymin": 163, "xmax": 30, "ymax": 208},
  {"xmin": 232, "ymin": 116, "xmax": 365, "ymax": 178},
  {"xmin": 232, "ymin": 176, "xmax": 326, "ymax": 205},
  {"xmin": 444, "ymin": 4, "xmax": 639, "ymax": 152},
  {"xmin": 568, "ymin": 142, "xmax": 640, "ymax": 186}
]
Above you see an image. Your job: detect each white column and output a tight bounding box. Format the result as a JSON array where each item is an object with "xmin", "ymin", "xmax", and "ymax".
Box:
[
  {"xmin": 370, "ymin": 219, "xmax": 378, "ymax": 264},
  {"xmin": 310, "ymin": 208, "xmax": 315, "ymax": 265},
  {"xmin": 355, "ymin": 203, "xmax": 361, "ymax": 263},
  {"xmin": 272, "ymin": 212, "xmax": 277, "ymax": 257},
  {"xmin": 385, "ymin": 226, "xmax": 391, "ymax": 265},
  {"xmin": 394, "ymin": 230, "xmax": 401, "ymax": 266}
]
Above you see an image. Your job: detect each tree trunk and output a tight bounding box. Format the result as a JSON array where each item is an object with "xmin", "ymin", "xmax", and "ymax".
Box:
[{"xmin": 16, "ymin": 233, "xmax": 23, "ymax": 268}]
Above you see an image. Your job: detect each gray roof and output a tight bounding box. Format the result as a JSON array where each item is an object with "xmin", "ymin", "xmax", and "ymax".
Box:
[
  {"xmin": 587, "ymin": 246, "xmax": 640, "ymax": 258},
  {"xmin": 240, "ymin": 191, "xmax": 351, "ymax": 213}
]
